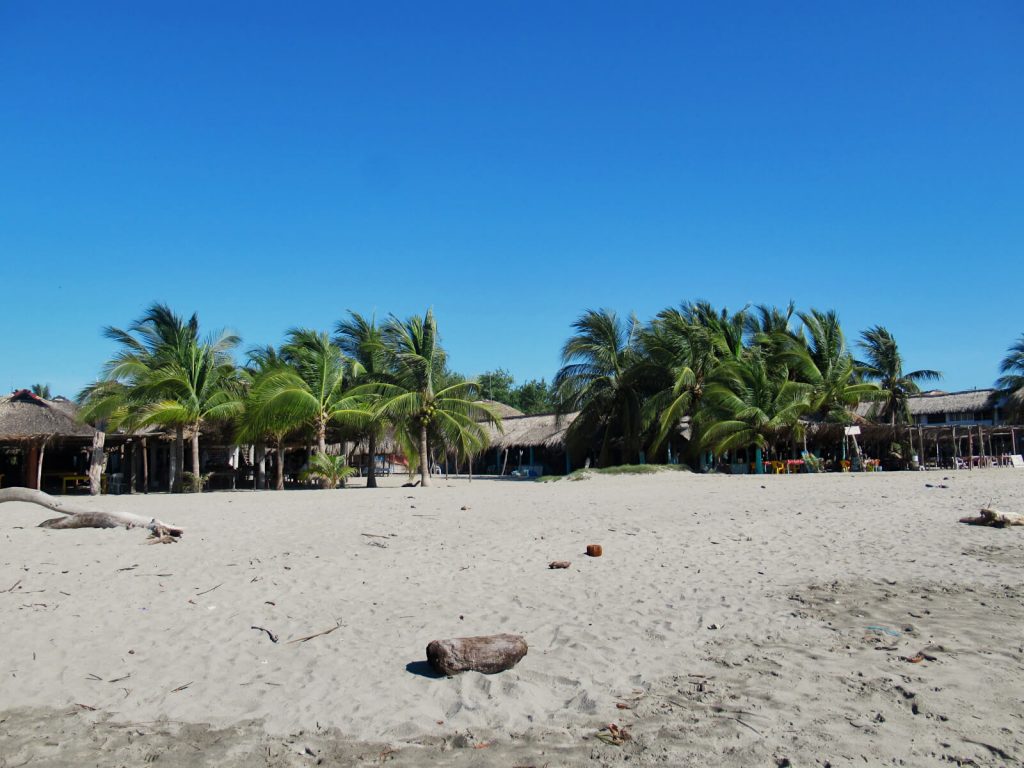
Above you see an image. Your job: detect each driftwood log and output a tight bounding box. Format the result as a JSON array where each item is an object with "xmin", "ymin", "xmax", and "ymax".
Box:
[
  {"xmin": 959, "ymin": 508, "xmax": 1024, "ymax": 528},
  {"xmin": 0, "ymin": 488, "xmax": 184, "ymax": 541},
  {"xmin": 426, "ymin": 634, "xmax": 527, "ymax": 675}
]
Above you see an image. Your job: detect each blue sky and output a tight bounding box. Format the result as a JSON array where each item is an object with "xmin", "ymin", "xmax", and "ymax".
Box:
[{"xmin": 1, "ymin": 1, "xmax": 1021, "ymax": 397}]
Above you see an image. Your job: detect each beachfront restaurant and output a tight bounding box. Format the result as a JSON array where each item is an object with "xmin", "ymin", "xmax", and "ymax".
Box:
[{"xmin": 0, "ymin": 389, "xmax": 103, "ymax": 493}]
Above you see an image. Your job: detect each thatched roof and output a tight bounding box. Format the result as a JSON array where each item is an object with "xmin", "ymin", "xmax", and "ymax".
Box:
[
  {"xmin": 487, "ymin": 412, "xmax": 578, "ymax": 449},
  {"xmin": 854, "ymin": 388, "xmax": 1002, "ymax": 420},
  {"xmin": 477, "ymin": 399, "xmax": 525, "ymax": 420},
  {"xmin": 906, "ymin": 389, "xmax": 1000, "ymax": 416},
  {"xmin": 0, "ymin": 390, "xmax": 97, "ymax": 441}
]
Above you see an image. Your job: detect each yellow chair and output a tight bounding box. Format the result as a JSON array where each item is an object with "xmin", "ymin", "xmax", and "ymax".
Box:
[
  {"xmin": 840, "ymin": 460, "xmax": 851, "ymax": 472},
  {"xmin": 771, "ymin": 460, "xmax": 786, "ymax": 474}
]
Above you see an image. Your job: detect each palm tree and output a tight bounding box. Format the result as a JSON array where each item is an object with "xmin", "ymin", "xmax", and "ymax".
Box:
[
  {"xmin": 137, "ymin": 331, "xmax": 244, "ymax": 490},
  {"xmin": 696, "ymin": 355, "xmax": 812, "ymax": 472},
  {"xmin": 783, "ymin": 309, "xmax": 880, "ymax": 423},
  {"xmin": 377, "ymin": 309, "xmax": 499, "ymax": 486},
  {"xmin": 335, "ymin": 312, "xmax": 391, "ymax": 489},
  {"xmin": 554, "ymin": 308, "xmax": 646, "ymax": 467},
  {"xmin": 245, "ymin": 329, "xmax": 367, "ymax": 488},
  {"xmin": 745, "ymin": 302, "xmax": 797, "ymax": 342},
  {"xmin": 996, "ymin": 334, "xmax": 1024, "ymax": 420},
  {"xmin": 641, "ymin": 307, "xmax": 721, "ymax": 456},
  {"xmin": 31, "ymin": 383, "xmax": 52, "ymax": 399},
  {"xmin": 80, "ymin": 303, "xmax": 208, "ymax": 492},
  {"xmin": 857, "ymin": 326, "xmax": 941, "ymax": 425},
  {"xmin": 682, "ymin": 301, "xmax": 749, "ymax": 361},
  {"xmin": 237, "ymin": 346, "xmax": 293, "ymax": 491}
]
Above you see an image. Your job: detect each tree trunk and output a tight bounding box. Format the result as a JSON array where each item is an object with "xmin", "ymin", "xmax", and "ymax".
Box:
[
  {"xmin": 168, "ymin": 440, "xmax": 174, "ymax": 491},
  {"xmin": 173, "ymin": 425, "xmax": 185, "ymax": 492},
  {"xmin": 275, "ymin": 445, "xmax": 285, "ymax": 490},
  {"xmin": 960, "ymin": 507, "xmax": 1024, "ymax": 527},
  {"xmin": 366, "ymin": 432, "xmax": 378, "ymax": 489},
  {"xmin": 191, "ymin": 428, "xmax": 201, "ymax": 491},
  {"xmin": 317, "ymin": 423, "xmax": 329, "ymax": 489},
  {"xmin": 0, "ymin": 487, "xmax": 183, "ymax": 538},
  {"xmin": 141, "ymin": 438, "xmax": 149, "ymax": 494},
  {"xmin": 598, "ymin": 428, "xmax": 612, "ymax": 469},
  {"xmin": 129, "ymin": 440, "xmax": 139, "ymax": 493},
  {"xmin": 36, "ymin": 441, "xmax": 47, "ymax": 491},
  {"xmin": 89, "ymin": 431, "xmax": 106, "ymax": 495},
  {"xmin": 255, "ymin": 441, "xmax": 266, "ymax": 490},
  {"xmin": 419, "ymin": 424, "xmax": 431, "ymax": 487}
]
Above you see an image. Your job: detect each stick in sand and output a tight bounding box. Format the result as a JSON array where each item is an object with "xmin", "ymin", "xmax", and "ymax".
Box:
[{"xmin": 287, "ymin": 620, "xmax": 342, "ymax": 644}]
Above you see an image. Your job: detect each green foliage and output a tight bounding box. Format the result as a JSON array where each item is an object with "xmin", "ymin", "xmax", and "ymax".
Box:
[
  {"xmin": 542, "ymin": 464, "xmax": 692, "ymax": 482},
  {"xmin": 477, "ymin": 368, "xmax": 555, "ymax": 415},
  {"xmin": 245, "ymin": 329, "xmax": 369, "ymax": 452},
  {"xmin": 300, "ymin": 453, "xmax": 357, "ymax": 488},
  {"xmin": 996, "ymin": 333, "xmax": 1024, "ymax": 419},
  {"xmin": 30, "ymin": 383, "xmax": 52, "ymax": 399},
  {"xmin": 554, "ymin": 308, "xmax": 646, "ymax": 466},
  {"xmin": 697, "ymin": 355, "xmax": 812, "ymax": 455},
  {"xmin": 857, "ymin": 325, "xmax": 942, "ymax": 425},
  {"xmin": 478, "ymin": 369, "xmax": 515, "ymax": 403},
  {"xmin": 182, "ymin": 471, "xmax": 212, "ymax": 493},
  {"xmin": 375, "ymin": 309, "xmax": 501, "ymax": 485},
  {"xmin": 79, "ymin": 303, "xmax": 242, "ymax": 493}
]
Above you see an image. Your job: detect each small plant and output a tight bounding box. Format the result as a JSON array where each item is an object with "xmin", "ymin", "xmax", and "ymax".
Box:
[
  {"xmin": 301, "ymin": 453, "xmax": 357, "ymax": 488},
  {"xmin": 182, "ymin": 471, "xmax": 213, "ymax": 493}
]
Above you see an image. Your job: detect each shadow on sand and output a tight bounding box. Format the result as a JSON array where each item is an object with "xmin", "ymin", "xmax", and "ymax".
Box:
[{"xmin": 405, "ymin": 660, "xmax": 445, "ymax": 679}]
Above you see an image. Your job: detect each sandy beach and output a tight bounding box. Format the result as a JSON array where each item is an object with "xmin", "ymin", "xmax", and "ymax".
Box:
[{"xmin": 2, "ymin": 470, "xmax": 1023, "ymax": 766}]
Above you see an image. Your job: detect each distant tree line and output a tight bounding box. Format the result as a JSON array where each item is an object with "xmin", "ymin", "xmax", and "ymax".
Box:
[{"xmin": 68, "ymin": 300, "xmax": 1024, "ymax": 487}]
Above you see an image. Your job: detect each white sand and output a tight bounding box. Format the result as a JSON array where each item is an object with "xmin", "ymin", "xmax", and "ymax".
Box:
[{"xmin": 2, "ymin": 470, "xmax": 1023, "ymax": 766}]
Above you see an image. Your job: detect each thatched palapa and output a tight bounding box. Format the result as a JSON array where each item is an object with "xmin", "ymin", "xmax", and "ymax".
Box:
[
  {"xmin": 487, "ymin": 412, "xmax": 578, "ymax": 450},
  {"xmin": 0, "ymin": 391, "xmax": 96, "ymax": 441}
]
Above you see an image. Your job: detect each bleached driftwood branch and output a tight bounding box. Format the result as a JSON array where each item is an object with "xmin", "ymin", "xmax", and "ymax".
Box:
[
  {"xmin": 0, "ymin": 487, "xmax": 183, "ymax": 541},
  {"xmin": 959, "ymin": 507, "xmax": 1024, "ymax": 528}
]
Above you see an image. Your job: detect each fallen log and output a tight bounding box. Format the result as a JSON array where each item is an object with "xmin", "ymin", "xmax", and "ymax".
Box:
[
  {"xmin": 959, "ymin": 508, "xmax": 1024, "ymax": 528},
  {"xmin": 426, "ymin": 634, "xmax": 527, "ymax": 676},
  {"xmin": 0, "ymin": 487, "xmax": 184, "ymax": 541}
]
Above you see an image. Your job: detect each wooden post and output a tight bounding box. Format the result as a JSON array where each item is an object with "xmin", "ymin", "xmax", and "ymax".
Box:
[
  {"xmin": 24, "ymin": 443, "xmax": 39, "ymax": 489},
  {"xmin": 149, "ymin": 439, "xmax": 158, "ymax": 491},
  {"xmin": 89, "ymin": 430, "xmax": 106, "ymax": 495},
  {"xmin": 918, "ymin": 427, "xmax": 925, "ymax": 469},
  {"xmin": 968, "ymin": 427, "xmax": 974, "ymax": 470},
  {"xmin": 1012, "ymin": 427, "xmax": 1017, "ymax": 455}
]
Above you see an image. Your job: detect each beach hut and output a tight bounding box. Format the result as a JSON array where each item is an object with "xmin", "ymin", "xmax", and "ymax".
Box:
[
  {"xmin": 0, "ymin": 390, "xmax": 102, "ymax": 492},
  {"xmin": 485, "ymin": 412, "xmax": 578, "ymax": 476}
]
